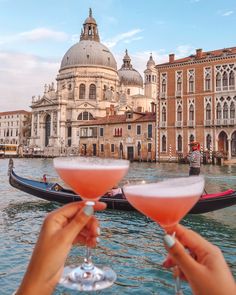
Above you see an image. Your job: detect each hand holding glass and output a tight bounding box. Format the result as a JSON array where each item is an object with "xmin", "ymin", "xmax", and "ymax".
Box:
[{"xmin": 54, "ymin": 157, "xmax": 129, "ymax": 291}]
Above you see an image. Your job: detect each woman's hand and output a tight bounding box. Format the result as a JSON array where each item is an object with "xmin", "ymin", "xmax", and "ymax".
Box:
[
  {"xmin": 163, "ymin": 224, "xmax": 236, "ymax": 295},
  {"xmin": 16, "ymin": 201, "xmax": 106, "ymax": 295}
]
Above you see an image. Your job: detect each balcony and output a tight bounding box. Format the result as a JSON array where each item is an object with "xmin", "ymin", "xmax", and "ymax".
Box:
[
  {"xmin": 160, "ymin": 121, "xmax": 167, "ymax": 128},
  {"xmin": 214, "ymin": 119, "xmax": 222, "ymax": 126},
  {"xmin": 187, "ymin": 120, "xmax": 195, "ymax": 127},
  {"xmin": 229, "ymin": 118, "xmax": 236, "ymax": 125},
  {"xmin": 175, "ymin": 91, "xmax": 182, "ymax": 98},
  {"xmin": 204, "ymin": 119, "xmax": 212, "ymax": 126},
  {"xmin": 175, "ymin": 121, "xmax": 183, "ymax": 128},
  {"xmin": 160, "ymin": 92, "xmax": 167, "ymax": 99}
]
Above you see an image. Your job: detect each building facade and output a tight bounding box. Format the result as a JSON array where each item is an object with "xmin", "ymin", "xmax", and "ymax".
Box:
[
  {"xmin": 29, "ymin": 9, "xmax": 155, "ymax": 153},
  {"xmin": 0, "ymin": 110, "xmax": 31, "ymax": 146},
  {"xmin": 157, "ymin": 47, "xmax": 236, "ymax": 161}
]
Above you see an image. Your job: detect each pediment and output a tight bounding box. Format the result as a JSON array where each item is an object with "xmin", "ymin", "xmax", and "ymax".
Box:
[
  {"xmin": 76, "ymin": 102, "xmax": 96, "ymax": 109},
  {"xmin": 32, "ymin": 95, "xmax": 57, "ymax": 107}
]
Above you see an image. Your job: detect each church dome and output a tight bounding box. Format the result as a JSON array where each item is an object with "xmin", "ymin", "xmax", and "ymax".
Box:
[
  {"xmin": 118, "ymin": 50, "xmax": 143, "ymax": 87},
  {"xmin": 60, "ymin": 9, "xmax": 117, "ymax": 71}
]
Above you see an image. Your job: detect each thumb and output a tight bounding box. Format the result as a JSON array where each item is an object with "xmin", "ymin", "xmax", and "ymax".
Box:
[{"xmin": 163, "ymin": 234, "xmax": 202, "ymax": 277}]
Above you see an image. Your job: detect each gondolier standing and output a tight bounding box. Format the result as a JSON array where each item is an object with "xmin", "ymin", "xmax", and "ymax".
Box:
[{"xmin": 188, "ymin": 141, "xmax": 201, "ymax": 176}]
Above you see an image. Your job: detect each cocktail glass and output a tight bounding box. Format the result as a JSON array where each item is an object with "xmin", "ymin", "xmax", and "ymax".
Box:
[
  {"xmin": 53, "ymin": 157, "xmax": 130, "ymax": 291},
  {"xmin": 123, "ymin": 176, "xmax": 205, "ymax": 294}
]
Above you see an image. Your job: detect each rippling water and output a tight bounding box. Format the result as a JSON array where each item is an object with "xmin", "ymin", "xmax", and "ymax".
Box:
[{"xmin": 0, "ymin": 158, "xmax": 236, "ymax": 294}]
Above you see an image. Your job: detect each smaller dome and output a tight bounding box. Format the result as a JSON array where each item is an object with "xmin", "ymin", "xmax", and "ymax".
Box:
[
  {"xmin": 84, "ymin": 8, "xmax": 97, "ymax": 25},
  {"xmin": 118, "ymin": 50, "xmax": 143, "ymax": 87},
  {"xmin": 147, "ymin": 54, "xmax": 155, "ymax": 68}
]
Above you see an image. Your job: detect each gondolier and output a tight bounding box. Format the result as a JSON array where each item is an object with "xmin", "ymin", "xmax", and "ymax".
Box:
[{"xmin": 188, "ymin": 141, "xmax": 201, "ymax": 176}]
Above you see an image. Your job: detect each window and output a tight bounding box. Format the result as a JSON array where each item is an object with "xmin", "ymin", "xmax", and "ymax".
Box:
[
  {"xmin": 89, "ymin": 84, "xmax": 96, "ymax": 99},
  {"xmin": 100, "ymin": 144, "xmax": 104, "ymax": 152},
  {"xmin": 127, "ymin": 89, "xmax": 130, "ymax": 95},
  {"xmin": 127, "ymin": 124, "xmax": 131, "ymax": 130},
  {"xmin": 216, "ymin": 73, "xmax": 221, "ymax": 90},
  {"xmin": 216, "ymin": 103, "xmax": 222, "ymax": 119},
  {"xmin": 177, "ymin": 135, "xmax": 182, "ymax": 152},
  {"xmin": 230, "ymin": 102, "xmax": 235, "ymax": 119},
  {"xmin": 161, "ymin": 80, "xmax": 166, "ymax": 93},
  {"xmin": 223, "ymin": 102, "xmax": 228, "ymax": 119},
  {"xmin": 205, "ymin": 73, "xmax": 211, "ymax": 91},
  {"xmin": 206, "ymin": 103, "xmax": 211, "ymax": 120},
  {"xmin": 162, "ymin": 135, "xmax": 166, "ymax": 152},
  {"xmin": 162, "ymin": 107, "xmax": 167, "ymax": 122},
  {"xmin": 189, "ymin": 104, "xmax": 194, "ymax": 121},
  {"xmin": 229, "ymin": 71, "xmax": 235, "ymax": 89},
  {"xmin": 78, "ymin": 112, "xmax": 94, "ymax": 120},
  {"xmin": 222, "ymin": 72, "xmax": 228, "ymax": 89},
  {"xmin": 111, "ymin": 144, "xmax": 115, "ymax": 153},
  {"xmin": 147, "ymin": 124, "xmax": 152, "ymax": 138},
  {"xmin": 137, "ymin": 125, "xmax": 141, "ymax": 135},
  {"xmin": 206, "ymin": 134, "xmax": 212, "ymax": 150},
  {"xmin": 177, "ymin": 77, "xmax": 182, "ymax": 91},
  {"xmin": 177, "ymin": 105, "xmax": 182, "ymax": 121},
  {"xmin": 148, "ymin": 143, "xmax": 152, "ymax": 152},
  {"xmin": 189, "ymin": 134, "xmax": 194, "ymax": 143},
  {"xmin": 79, "ymin": 84, "xmax": 85, "ymax": 99},
  {"xmin": 100, "ymin": 128, "xmax": 104, "ymax": 137}
]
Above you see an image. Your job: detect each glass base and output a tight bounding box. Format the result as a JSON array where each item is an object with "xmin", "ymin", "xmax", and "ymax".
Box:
[{"xmin": 59, "ymin": 264, "xmax": 117, "ymax": 291}]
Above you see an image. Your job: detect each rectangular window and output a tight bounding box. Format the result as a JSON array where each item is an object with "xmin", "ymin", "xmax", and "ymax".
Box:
[
  {"xmin": 100, "ymin": 127, "xmax": 104, "ymax": 137},
  {"xmin": 147, "ymin": 124, "xmax": 152, "ymax": 138},
  {"xmin": 111, "ymin": 144, "xmax": 115, "ymax": 153},
  {"xmin": 148, "ymin": 143, "xmax": 152, "ymax": 152},
  {"xmin": 100, "ymin": 144, "xmax": 104, "ymax": 152},
  {"xmin": 136, "ymin": 125, "xmax": 141, "ymax": 135},
  {"xmin": 127, "ymin": 124, "xmax": 131, "ymax": 130}
]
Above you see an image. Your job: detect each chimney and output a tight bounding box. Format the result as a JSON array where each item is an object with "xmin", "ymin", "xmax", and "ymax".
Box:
[
  {"xmin": 110, "ymin": 104, "xmax": 115, "ymax": 116},
  {"xmin": 196, "ymin": 48, "xmax": 203, "ymax": 59},
  {"xmin": 169, "ymin": 53, "xmax": 175, "ymax": 63}
]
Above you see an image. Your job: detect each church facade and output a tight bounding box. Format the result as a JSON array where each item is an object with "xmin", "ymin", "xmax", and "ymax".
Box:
[{"xmin": 29, "ymin": 9, "xmax": 156, "ymax": 155}]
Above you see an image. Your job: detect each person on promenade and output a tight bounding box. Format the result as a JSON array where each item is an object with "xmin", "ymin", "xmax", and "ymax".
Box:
[
  {"xmin": 188, "ymin": 141, "xmax": 201, "ymax": 176},
  {"xmin": 163, "ymin": 224, "xmax": 236, "ymax": 295},
  {"xmin": 14, "ymin": 202, "xmax": 235, "ymax": 295}
]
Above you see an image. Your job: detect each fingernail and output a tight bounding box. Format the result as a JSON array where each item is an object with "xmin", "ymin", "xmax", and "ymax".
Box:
[
  {"xmin": 96, "ymin": 237, "xmax": 100, "ymax": 243},
  {"xmin": 97, "ymin": 227, "xmax": 101, "ymax": 235},
  {"xmin": 164, "ymin": 234, "xmax": 175, "ymax": 248},
  {"xmin": 83, "ymin": 205, "xmax": 94, "ymax": 216}
]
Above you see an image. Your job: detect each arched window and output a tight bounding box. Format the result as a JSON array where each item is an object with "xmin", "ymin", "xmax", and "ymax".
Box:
[
  {"xmin": 177, "ymin": 77, "xmax": 182, "ymax": 92},
  {"xmin": 189, "ymin": 134, "xmax": 195, "ymax": 143},
  {"xmin": 162, "ymin": 106, "xmax": 166, "ymax": 122},
  {"xmin": 188, "ymin": 76, "xmax": 194, "ymax": 93},
  {"xmin": 177, "ymin": 105, "xmax": 182, "ymax": 121},
  {"xmin": 216, "ymin": 103, "xmax": 222, "ymax": 119},
  {"xmin": 162, "ymin": 135, "xmax": 167, "ymax": 152},
  {"xmin": 229, "ymin": 71, "xmax": 235, "ymax": 89},
  {"xmin": 77, "ymin": 112, "xmax": 94, "ymax": 121},
  {"xmin": 89, "ymin": 84, "xmax": 96, "ymax": 99},
  {"xmin": 216, "ymin": 73, "xmax": 221, "ymax": 89},
  {"xmin": 222, "ymin": 72, "xmax": 228, "ymax": 88},
  {"xmin": 206, "ymin": 103, "xmax": 211, "ymax": 120},
  {"xmin": 161, "ymin": 80, "xmax": 166, "ymax": 93},
  {"xmin": 205, "ymin": 73, "xmax": 211, "ymax": 91},
  {"xmin": 223, "ymin": 102, "xmax": 228, "ymax": 119},
  {"xmin": 230, "ymin": 102, "xmax": 235, "ymax": 119},
  {"xmin": 189, "ymin": 104, "xmax": 194, "ymax": 121},
  {"xmin": 206, "ymin": 134, "xmax": 212, "ymax": 150},
  {"xmin": 177, "ymin": 135, "xmax": 182, "ymax": 152},
  {"xmin": 79, "ymin": 84, "xmax": 85, "ymax": 99}
]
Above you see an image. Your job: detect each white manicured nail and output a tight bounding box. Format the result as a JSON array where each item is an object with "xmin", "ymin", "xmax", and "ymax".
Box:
[{"xmin": 164, "ymin": 234, "xmax": 175, "ymax": 248}]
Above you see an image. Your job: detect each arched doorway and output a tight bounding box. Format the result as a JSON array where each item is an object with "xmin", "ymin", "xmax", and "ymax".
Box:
[
  {"xmin": 231, "ymin": 131, "xmax": 236, "ymax": 157},
  {"xmin": 45, "ymin": 115, "xmax": 51, "ymax": 147},
  {"xmin": 218, "ymin": 131, "xmax": 228, "ymax": 155}
]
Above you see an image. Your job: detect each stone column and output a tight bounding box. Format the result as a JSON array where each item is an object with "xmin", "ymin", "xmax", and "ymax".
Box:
[
  {"xmin": 227, "ymin": 138, "xmax": 231, "ymax": 160},
  {"xmin": 50, "ymin": 113, "xmax": 53, "ymax": 136}
]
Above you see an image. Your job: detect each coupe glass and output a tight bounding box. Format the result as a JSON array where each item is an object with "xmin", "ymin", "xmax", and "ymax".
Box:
[
  {"xmin": 123, "ymin": 176, "xmax": 205, "ymax": 294},
  {"xmin": 53, "ymin": 157, "xmax": 130, "ymax": 291}
]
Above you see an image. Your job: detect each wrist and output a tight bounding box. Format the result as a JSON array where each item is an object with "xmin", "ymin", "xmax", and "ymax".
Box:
[{"xmin": 16, "ymin": 276, "xmax": 56, "ymax": 295}]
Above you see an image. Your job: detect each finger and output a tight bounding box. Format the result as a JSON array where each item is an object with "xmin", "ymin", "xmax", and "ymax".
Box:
[
  {"xmin": 62, "ymin": 204, "xmax": 94, "ymax": 243},
  {"xmin": 163, "ymin": 234, "xmax": 203, "ymax": 277}
]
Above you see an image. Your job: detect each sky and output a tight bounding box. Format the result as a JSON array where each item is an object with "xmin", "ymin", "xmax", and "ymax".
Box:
[{"xmin": 0, "ymin": 0, "xmax": 236, "ymax": 112}]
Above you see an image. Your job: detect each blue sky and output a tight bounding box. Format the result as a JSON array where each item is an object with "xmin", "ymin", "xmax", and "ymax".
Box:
[{"xmin": 0, "ymin": 0, "xmax": 235, "ymax": 111}]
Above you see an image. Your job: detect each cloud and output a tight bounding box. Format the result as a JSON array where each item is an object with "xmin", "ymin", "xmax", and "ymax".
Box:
[
  {"xmin": 103, "ymin": 29, "xmax": 143, "ymax": 48},
  {"xmin": 0, "ymin": 28, "xmax": 69, "ymax": 46},
  {"xmin": 222, "ymin": 10, "xmax": 234, "ymax": 17},
  {"xmin": 0, "ymin": 51, "xmax": 60, "ymax": 111}
]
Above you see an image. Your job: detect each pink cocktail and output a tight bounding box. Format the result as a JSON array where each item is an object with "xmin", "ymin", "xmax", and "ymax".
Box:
[
  {"xmin": 53, "ymin": 157, "xmax": 130, "ymax": 291},
  {"xmin": 123, "ymin": 177, "xmax": 204, "ymax": 231}
]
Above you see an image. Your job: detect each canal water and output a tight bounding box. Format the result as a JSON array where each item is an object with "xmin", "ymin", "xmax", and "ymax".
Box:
[{"xmin": 0, "ymin": 158, "xmax": 236, "ymax": 294}]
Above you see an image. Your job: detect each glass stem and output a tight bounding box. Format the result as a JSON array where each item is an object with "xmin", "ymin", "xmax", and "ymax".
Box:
[
  {"xmin": 82, "ymin": 246, "xmax": 94, "ymax": 270},
  {"xmin": 174, "ymin": 266, "xmax": 183, "ymax": 295}
]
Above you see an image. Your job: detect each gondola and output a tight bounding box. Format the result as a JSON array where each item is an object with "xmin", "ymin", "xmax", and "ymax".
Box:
[{"xmin": 9, "ymin": 168, "xmax": 236, "ymax": 214}]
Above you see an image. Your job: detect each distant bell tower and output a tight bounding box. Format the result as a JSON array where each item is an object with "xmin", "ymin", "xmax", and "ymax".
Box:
[
  {"xmin": 80, "ymin": 8, "xmax": 100, "ymax": 42},
  {"xmin": 144, "ymin": 54, "xmax": 158, "ymax": 99}
]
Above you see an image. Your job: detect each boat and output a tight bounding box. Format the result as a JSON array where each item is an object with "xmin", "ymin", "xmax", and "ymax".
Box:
[{"xmin": 8, "ymin": 168, "xmax": 236, "ymax": 214}]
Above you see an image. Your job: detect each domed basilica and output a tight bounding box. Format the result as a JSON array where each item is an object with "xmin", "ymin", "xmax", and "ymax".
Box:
[{"xmin": 29, "ymin": 9, "xmax": 157, "ymax": 151}]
